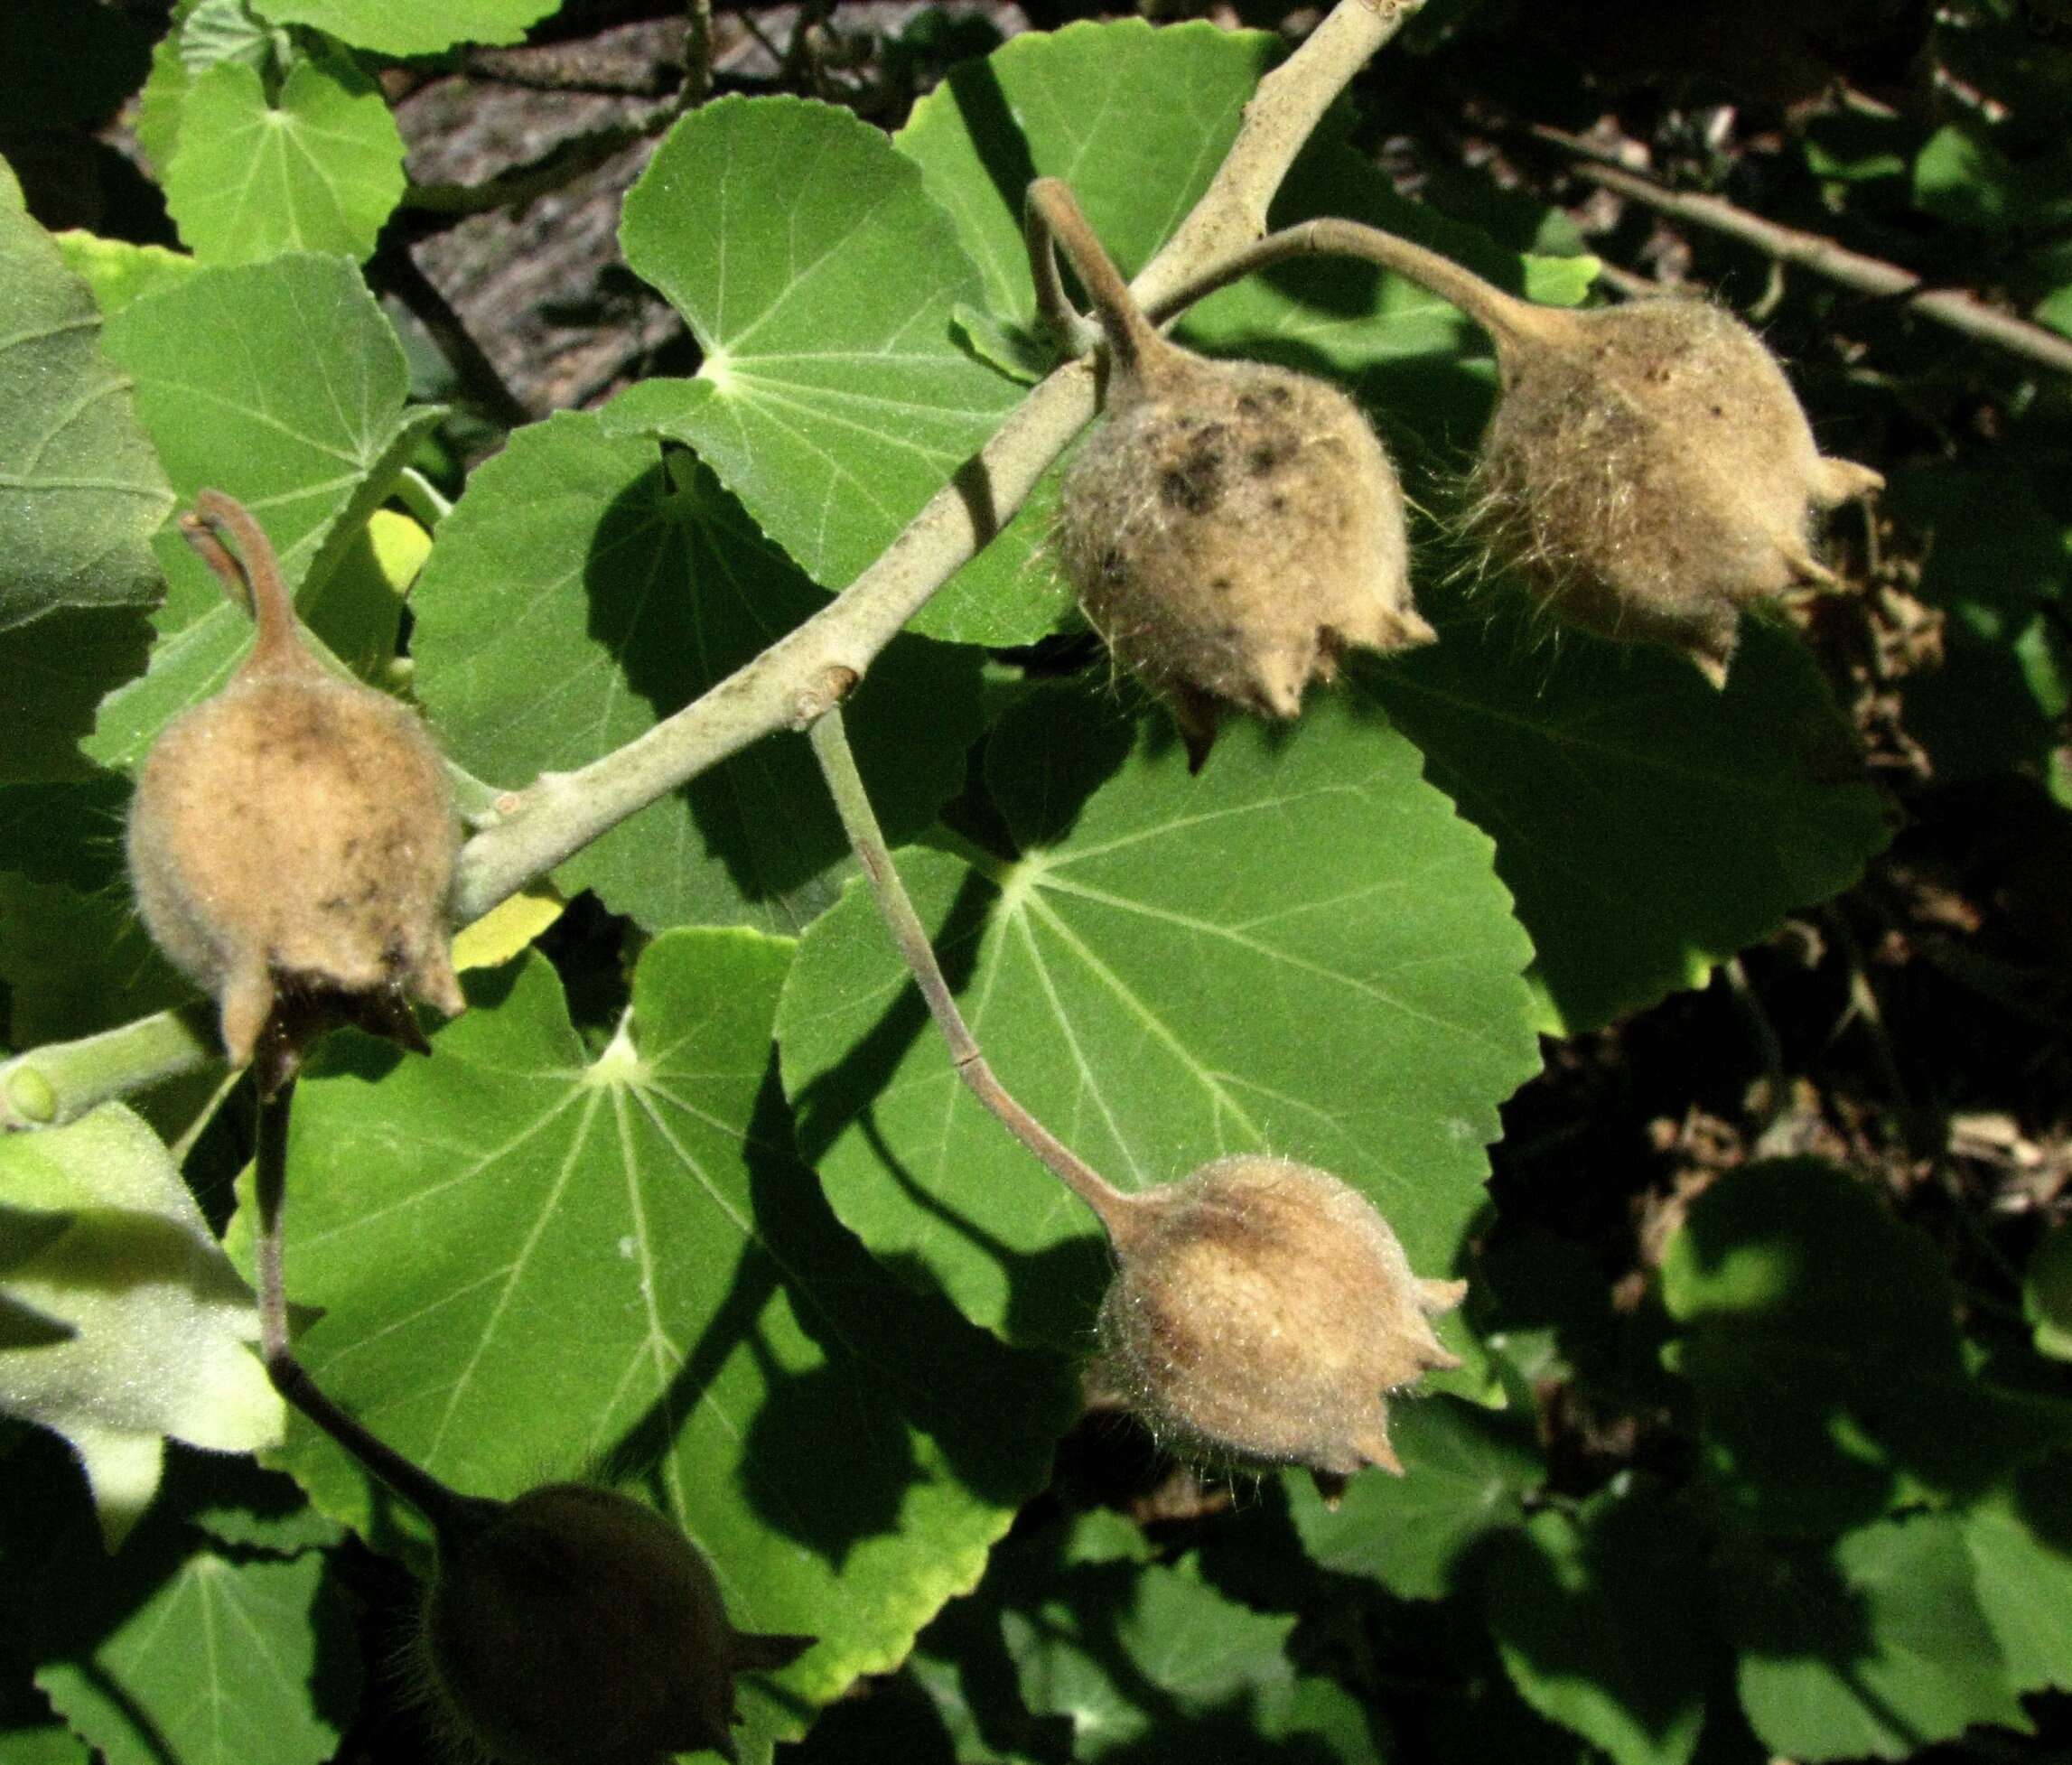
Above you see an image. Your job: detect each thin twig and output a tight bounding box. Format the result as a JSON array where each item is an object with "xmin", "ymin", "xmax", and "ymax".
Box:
[
  {"xmin": 255, "ymin": 1078, "xmax": 490, "ymax": 1536},
  {"xmin": 1535, "ymin": 126, "xmax": 2072, "ymax": 378},
  {"xmin": 806, "ymin": 705, "xmax": 1143, "ymax": 1245},
  {"xmin": 683, "ymin": 0, "xmax": 714, "ymax": 105},
  {"xmin": 1027, "ymin": 180, "xmax": 1158, "ymax": 373}
]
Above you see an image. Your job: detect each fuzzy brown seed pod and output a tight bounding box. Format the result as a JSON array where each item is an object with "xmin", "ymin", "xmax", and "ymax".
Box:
[
  {"xmin": 422, "ymin": 1483, "xmax": 813, "ymax": 1765},
  {"xmin": 1032, "ymin": 182, "xmax": 1432, "ymax": 761},
  {"xmin": 125, "ymin": 491, "xmax": 464, "ymax": 1078},
  {"xmin": 1097, "ymin": 1154, "xmax": 1464, "ymax": 1476},
  {"xmin": 1472, "ymin": 296, "xmax": 1883, "ymax": 686}
]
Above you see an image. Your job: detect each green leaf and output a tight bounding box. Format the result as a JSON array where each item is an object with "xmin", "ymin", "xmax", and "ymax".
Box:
[
  {"xmin": 2027, "ymin": 1222, "xmax": 2072, "ymax": 1361},
  {"xmin": 53, "ymin": 233, "xmax": 201, "ymax": 316},
  {"xmin": 1285, "ymin": 1396, "xmax": 1542, "ymax": 1601},
  {"xmin": 411, "ymin": 411, "xmax": 986, "ymax": 933},
  {"xmin": 36, "ymin": 1541, "xmax": 353, "ymax": 1765},
  {"xmin": 1005, "ymin": 1543, "xmax": 1379, "ymax": 1760},
  {"xmin": 1881, "ymin": 466, "xmax": 2069, "ymax": 783},
  {"xmin": 1722, "ymin": 1513, "xmax": 2027, "ymax": 1761},
  {"xmin": 911, "ymin": 1510, "xmax": 1379, "ymax": 1762},
  {"xmin": 271, "ymin": 931, "xmax": 1073, "ymax": 1757},
  {"xmin": 0, "ymin": 1105, "xmax": 283, "ymax": 1546},
  {"xmin": 778, "ymin": 685, "xmax": 1541, "ymax": 1345},
  {"xmin": 1486, "ymin": 1496, "xmax": 1713, "ymax": 1765},
  {"xmin": 0, "ymin": 873, "xmax": 189, "ymax": 1049},
  {"xmin": 0, "ymin": 1726, "xmax": 89, "ymax": 1765},
  {"xmin": 1964, "ymin": 1453, "xmax": 2072, "ymax": 1693},
  {"xmin": 253, "ymin": 0, "xmax": 562, "ymax": 55},
  {"xmin": 896, "ymin": 21, "xmax": 1281, "ymax": 326},
  {"xmin": 88, "ymin": 252, "xmax": 441, "ymax": 770},
  {"xmin": 1360, "ymin": 602, "xmax": 1890, "ymax": 1033},
  {"xmin": 0, "ymin": 159, "xmax": 171, "ymax": 780},
  {"xmin": 135, "ymin": 31, "xmax": 191, "ymax": 173},
  {"xmin": 609, "ymin": 96, "xmax": 1031, "ymax": 641},
  {"xmin": 162, "ymin": 54, "xmax": 406, "ymax": 266},
  {"xmin": 179, "ymin": 0, "xmax": 285, "ymax": 78},
  {"xmin": 1659, "ymin": 1159, "xmax": 2069, "ymax": 1533}
]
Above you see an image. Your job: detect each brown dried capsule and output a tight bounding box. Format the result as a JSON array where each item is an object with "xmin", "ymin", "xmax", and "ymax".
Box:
[
  {"xmin": 1470, "ymin": 295, "xmax": 1883, "ymax": 686},
  {"xmin": 1097, "ymin": 1154, "xmax": 1464, "ymax": 1476},
  {"xmin": 126, "ymin": 491, "xmax": 464, "ymax": 1079},
  {"xmin": 1033, "ymin": 182, "xmax": 1432, "ymax": 761},
  {"xmin": 423, "ymin": 1482, "xmax": 813, "ymax": 1765}
]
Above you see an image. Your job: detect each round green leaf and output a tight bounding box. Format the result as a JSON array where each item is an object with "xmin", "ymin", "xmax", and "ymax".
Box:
[
  {"xmin": 1363, "ymin": 602, "xmax": 1890, "ymax": 1033},
  {"xmin": 272, "ymin": 931, "xmax": 1073, "ymax": 1756},
  {"xmin": 0, "ymin": 1105, "xmax": 282, "ymax": 1546},
  {"xmin": 89, "ymin": 252, "xmax": 441, "ymax": 770},
  {"xmin": 255, "ymin": 0, "xmax": 560, "ymax": 55},
  {"xmin": 410, "ymin": 410, "xmax": 987, "ymax": 933},
  {"xmin": 36, "ymin": 1542, "xmax": 351, "ymax": 1765},
  {"xmin": 611, "ymin": 96, "xmax": 1031, "ymax": 640},
  {"xmin": 1286, "ymin": 1395, "xmax": 1542, "ymax": 1602},
  {"xmin": 1660, "ymin": 1159, "xmax": 2068, "ymax": 1534},
  {"xmin": 896, "ymin": 21, "xmax": 1280, "ymax": 326},
  {"xmin": 1963, "ymin": 1455, "xmax": 2072, "ymax": 1695},
  {"xmin": 1722, "ymin": 1514, "xmax": 2027, "ymax": 1762},
  {"xmin": 778, "ymin": 686, "xmax": 1541, "ymax": 1345},
  {"xmin": 1487, "ymin": 1498, "xmax": 1713, "ymax": 1765},
  {"xmin": 162, "ymin": 55, "xmax": 406, "ymax": 266}
]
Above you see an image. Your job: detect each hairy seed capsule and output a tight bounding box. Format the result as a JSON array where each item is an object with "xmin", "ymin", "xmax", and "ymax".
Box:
[
  {"xmin": 125, "ymin": 492, "xmax": 464, "ymax": 1073},
  {"xmin": 1473, "ymin": 297, "xmax": 1883, "ymax": 685},
  {"xmin": 1059, "ymin": 345, "xmax": 1432, "ymax": 747},
  {"xmin": 423, "ymin": 1483, "xmax": 813, "ymax": 1765},
  {"xmin": 1097, "ymin": 1155, "xmax": 1464, "ymax": 1475},
  {"xmin": 1031, "ymin": 179, "xmax": 1431, "ymax": 762}
]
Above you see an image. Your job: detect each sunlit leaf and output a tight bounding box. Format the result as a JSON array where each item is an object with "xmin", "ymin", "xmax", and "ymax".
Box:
[
  {"xmin": 270, "ymin": 931, "xmax": 1073, "ymax": 1760},
  {"xmin": 1722, "ymin": 1514, "xmax": 2027, "ymax": 1761},
  {"xmin": 162, "ymin": 54, "xmax": 406, "ymax": 266},
  {"xmin": 0, "ymin": 1105, "xmax": 282, "ymax": 1545},
  {"xmin": 779, "ymin": 685, "xmax": 1540, "ymax": 1344},
  {"xmin": 609, "ymin": 98, "xmax": 1029, "ymax": 640},
  {"xmin": 88, "ymin": 252, "xmax": 442, "ymax": 770}
]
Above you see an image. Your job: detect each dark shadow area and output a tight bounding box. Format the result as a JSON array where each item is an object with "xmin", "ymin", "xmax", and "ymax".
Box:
[
  {"xmin": 0, "ymin": 1430, "xmax": 364, "ymax": 1762},
  {"xmin": 980, "ymin": 683, "xmax": 1143, "ymax": 853},
  {"xmin": 592, "ymin": 1057, "xmax": 1074, "ymax": 1566},
  {"xmin": 1667, "ymin": 1158, "xmax": 2068, "ymax": 1530},
  {"xmin": 941, "ymin": 59, "xmax": 1041, "ymax": 267},
  {"xmin": 742, "ymin": 1061, "xmax": 1080, "ymax": 1517},
  {"xmin": 0, "ymin": 607, "xmax": 156, "ymax": 789},
  {"xmin": 1467, "ymin": 1490, "xmax": 1729, "ymax": 1757}
]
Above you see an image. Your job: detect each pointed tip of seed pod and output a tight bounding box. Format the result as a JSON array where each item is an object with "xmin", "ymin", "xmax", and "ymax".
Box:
[
  {"xmin": 1419, "ymin": 1277, "xmax": 1469, "ymax": 1313},
  {"xmin": 415, "ymin": 950, "xmax": 467, "ymax": 1020},
  {"xmin": 1781, "ymin": 541, "xmax": 1840, "ymax": 590},
  {"xmin": 1388, "ymin": 605, "xmax": 1439, "ymax": 649},
  {"xmin": 1248, "ymin": 651, "xmax": 1311, "ymax": 720},
  {"xmin": 1814, "ymin": 456, "xmax": 1884, "ymax": 508},
  {"xmin": 1351, "ymin": 1422, "xmax": 1405, "ymax": 1476},
  {"xmin": 1690, "ymin": 648, "xmax": 1732, "ymax": 691}
]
